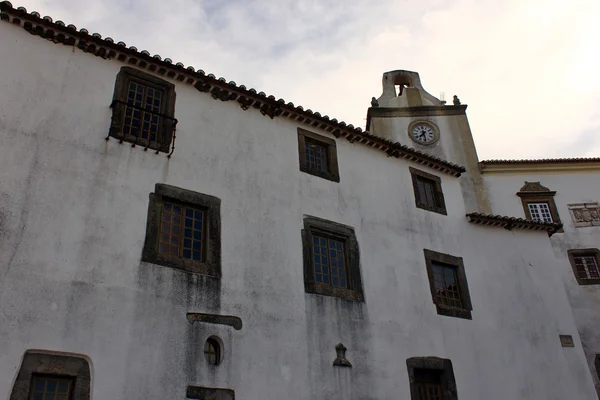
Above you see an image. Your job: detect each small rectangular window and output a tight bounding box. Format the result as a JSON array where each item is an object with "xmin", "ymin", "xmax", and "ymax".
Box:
[
  {"xmin": 142, "ymin": 184, "xmax": 221, "ymax": 277},
  {"xmin": 29, "ymin": 375, "xmax": 74, "ymax": 400},
  {"xmin": 297, "ymin": 128, "xmax": 340, "ymax": 182},
  {"xmin": 302, "ymin": 216, "xmax": 363, "ymax": 301},
  {"xmin": 413, "ymin": 369, "xmax": 444, "ymax": 400},
  {"xmin": 423, "ymin": 249, "xmax": 472, "ymax": 320},
  {"xmin": 410, "ymin": 168, "xmax": 447, "ymax": 215},
  {"xmin": 109, "ymin": 67, "xmax": 176, "ymax": 153},
  {"xmin": 527, "ymin": 202, "xmax": 553, "ymax": 223},
  {"xmin": 568, "ymin": 249, "xmax": 600, "ymax": 285}
]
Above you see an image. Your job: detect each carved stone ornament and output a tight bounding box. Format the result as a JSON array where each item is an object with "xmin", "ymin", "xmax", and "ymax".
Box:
[
  {"xmin": 333, "ymin": 343, "xmax": 352, "ymax": 367},
  {"xmin": 568, "ymin": 203, "xmax": 600, "ymax": 227}
]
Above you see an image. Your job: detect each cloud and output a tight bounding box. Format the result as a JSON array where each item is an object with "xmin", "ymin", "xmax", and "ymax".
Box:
[{"xmin": 15, "ymin": 0, "xmax": 600, "ymax": 159}]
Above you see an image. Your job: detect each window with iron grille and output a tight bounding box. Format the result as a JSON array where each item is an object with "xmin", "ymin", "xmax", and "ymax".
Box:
[
  {"xmin": 410, "ymin": 168, "xmax": 447, "ymax": 215},
  {"xmin": 567, "ymin": 249, "xmax": 600, "ymax": 285},
  {"xmin": 423, "ymin": 249, "xmax": 472, "ymax": 320},
  {"xmin": 302, "ymin": 216, "xmax": 363, "ymax": 301},
  {"xmin": 297, "ymin": 128, "xmax": 340, "ymax": 182},
  {"xmin": 29, "ymin": 375, "xmax": 73, "ymax": 400},
  {"xmin": 109, "ymin": 67, "xmax": 176, "ymax": 153},
  {"xmin": 142, "ymin": 184, "xmax": 221, "ymax": 277},
  {"xmin": 407, "ymin": 357, "xmax": 458, "ymax": 400}
]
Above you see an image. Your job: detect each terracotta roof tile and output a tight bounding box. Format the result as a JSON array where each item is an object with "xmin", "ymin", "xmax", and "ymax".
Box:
[
  {"xmin": 466, "ymin": 212, "xmax": 562, "ymax": 235},
  {"xmin": 0, "ymin": 1, "xmax": 466, "ymax": 176}
]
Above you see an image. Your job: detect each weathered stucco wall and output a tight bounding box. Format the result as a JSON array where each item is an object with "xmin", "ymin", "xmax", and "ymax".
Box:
[
  {"xmin": 0, "ymin": 20, "xmax": 598, "ymax": 399},
  {"xmin": 484, "ymin": 171, "xmax": 600, "ymax": 395}
]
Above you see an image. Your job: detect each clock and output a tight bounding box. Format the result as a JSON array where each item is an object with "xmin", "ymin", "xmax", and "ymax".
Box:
[{"xmin": 408, "ymin": 121, "xmax": 439, "ymax": 145}]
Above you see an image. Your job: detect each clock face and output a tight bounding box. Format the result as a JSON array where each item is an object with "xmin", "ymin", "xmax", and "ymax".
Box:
[{"xmin": 411, "ymin": 124, "xmax": 437, "ymax": 144}]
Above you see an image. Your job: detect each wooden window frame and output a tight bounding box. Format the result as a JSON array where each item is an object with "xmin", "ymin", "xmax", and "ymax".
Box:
[
  {"xmin": 297, "ymin": 128, "xmax": 340, "ymax": 182},
  {"xmin": 410, "ymin": 167, "xmax": 447, "ymax": 215},
  {"xmin": 406, "ymin": 357, "xmax": 458, "ymax": 400},
  {"xmin": 302, "ymin": 216, "xmax": 363, "ymax": 302},
  {"xmin": 567, "ymin": 248, "xmax": 600, "ymax": 286},
  {"xmin": 109, "ymin": 67, "xmax": 176, "ymax": 153},
  {"xmin": 142, "ymin": 184, "xmax": 221, "ymax": 277},
  {"xmin": 28, "ymin": 374, "xmax": 74, "ymax": 400},
  {"xmin": 423, "ymin": 249, "xmax": 472, "ymax": 320},
  {"xmin": 10, "ymin": 351, "xmax": 91, "ymax": 400},
  {"xmin": 517, "ymin": 182, "xmax": 562, "ymax": 231}
]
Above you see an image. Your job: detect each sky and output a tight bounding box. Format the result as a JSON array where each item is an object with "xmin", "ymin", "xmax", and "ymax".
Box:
[{"xmin": 13, "ymin": 0, "xmax": 600, "ymax": 160}]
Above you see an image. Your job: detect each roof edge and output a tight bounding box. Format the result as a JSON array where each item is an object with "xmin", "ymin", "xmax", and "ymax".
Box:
[
  {"xmin": 480, "ymin": 158, "xmax": 600, "ymax": 174},
  {"xmin": 466, "ymin": 212, "xmax": 562, "ymax": 235},
  {"xmin": 0, "ymin": 1, "xmax": 466, "ymax": 177}
]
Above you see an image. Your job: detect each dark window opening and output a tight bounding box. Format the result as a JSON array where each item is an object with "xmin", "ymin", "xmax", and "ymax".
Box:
[
  {"xmin": 414, "ymin": 369, "xmax": 444, "ymax": 400},
  {"xmin": 567, "ymin": 249, "xmax": 600, "ymax": 285},
  {"xmin": 297, "ymin": 128, "xmax": 340, "ymax": 182},
  {"xmin": 410, "ymin": 168, "xmax": 447, "ymax": 215},
  {"xmin": 424, "ymin": 249, "xmax": 472, "ymax": 320},
  {"xmin": 159, "ymin": 202, "xmax": 206, "ymax": 261},
  {"xmin": 29, "ymin": 375, "xmax": 74, "ymax": 400},
  {"xmin": 431, "ymin": 263, "xmax": 463, "ymax": 310},
  {"xmin": 204, "ymin": 338, "xmax": 221, "ymax": 366}
]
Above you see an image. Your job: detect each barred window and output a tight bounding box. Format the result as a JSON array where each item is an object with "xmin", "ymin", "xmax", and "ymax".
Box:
[
  {"xmin": 424, "ymin": 249, "xmax": 472, "ymax": 320},
  {"xmin": 431, "ymin": 263, "xmax": 463, "ymax": 309},
  {"xmin": 29, "ymin": 376, "xmax": 73, "ymax": 400},
  {"xmin": 410, "ymin": 168, "xmax": 447, "ymax": 215},
  {"xmin": 407, "ymin": 357, "xmax": 458, "ymax": 400},
  {"xmin": 297, "ymin": 128, "xmax": 340, "ymax": 182},
  {"xmin": 142, "ymin": 184, "xmax": 221, "ymax": 277},
  {"xmin": 109, "ymin": 67, "xmax": 176, "ymax": 153},
  {"xmin": 568, "ymin": 249, "xmax": 600, "ymax": 285}
]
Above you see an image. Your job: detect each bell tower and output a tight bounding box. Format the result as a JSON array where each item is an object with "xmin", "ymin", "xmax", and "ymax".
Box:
[{"xmin": 367, "ymin": 70, "xmax": 491, "ymax": 214}]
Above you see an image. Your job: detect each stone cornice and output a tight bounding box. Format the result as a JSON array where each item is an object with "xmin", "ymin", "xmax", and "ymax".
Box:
[{"xmin": 0, "ymin": 1, "xmax": 466, "ymax": 177}]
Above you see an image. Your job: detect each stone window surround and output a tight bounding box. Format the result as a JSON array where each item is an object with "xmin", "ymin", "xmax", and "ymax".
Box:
[
  {"xmin": 142, "ymin": 183, "xmax": 221, "ymax": 277},
  {"xmin": 406, "ymin": 357, "xmax": 458, "ymax": 400},
  {"xmin": 297, "ymin": 128, "xmax": 340, "ymax": 182},
  {"xmin": 409, "ymin": 167, "xmax": 447, "ymax": 215},
  {"xmin": 423, "ymin": 249, "xmax": 473, "ymax": 320},
  {"xmin": 568, "ymin": 202, "xmax": 600, "ymax": 228},
  {"xmin": 567, "ymin": 248, "xmax": 600, "ymax": 286},
  {"xmin": 109, "ymin": 66, "xmax": 177, "ymax": 153},
  {"xmin": 516, "ymin": 181, "xmax": 562, "ymax": 232},
  {"xmin": 10, "ymin": 350, "xmax": 91, "ymax": 400},
  {"xmin": 301, "ymin": 216, "xmax": 364, "ymax": 302}
]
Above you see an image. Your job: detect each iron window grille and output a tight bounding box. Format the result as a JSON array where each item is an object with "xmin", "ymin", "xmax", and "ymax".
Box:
[
  {"xmin": 410, "ymin": 168, "xmax": 447, "ymax": 215},
  {"xmin": 567, "ymin": 249, "xmax": 600, "ymax": 285},
  {"xmin": 302, "ymin": 216, "xmax": 363, "ymax": 301},
  {"xmin": 108, "ymin": 67, "xmax": 177, "ymax": 154},
  {"xmin": 142, "ymin": 184, "xmax": 221, "ymax": 277},
  {"xmin": 423, "ymin": 249, "xmax": 472, "ymax": 319},
  {"xmin": 297, "ymin": 128, "xmax": 340, "ymax": 182},
  {"xmin": 407, "ymin": 357, "xmax": 458, "ymax": 400}
]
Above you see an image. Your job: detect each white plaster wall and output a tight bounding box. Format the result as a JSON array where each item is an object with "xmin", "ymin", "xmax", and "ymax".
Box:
[
  {"xmin": 484, "ymin": 171, "xmax": 600, "ymax": 394},
  {"xmin": 0, "ymin": 21, "xmax": 597, "ymax": 399}
]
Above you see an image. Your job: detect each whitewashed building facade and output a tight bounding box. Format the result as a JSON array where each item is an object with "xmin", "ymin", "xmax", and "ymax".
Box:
[{"xmin": 0, "ymin": 2, "xmax": 599, "ymax": 399}]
